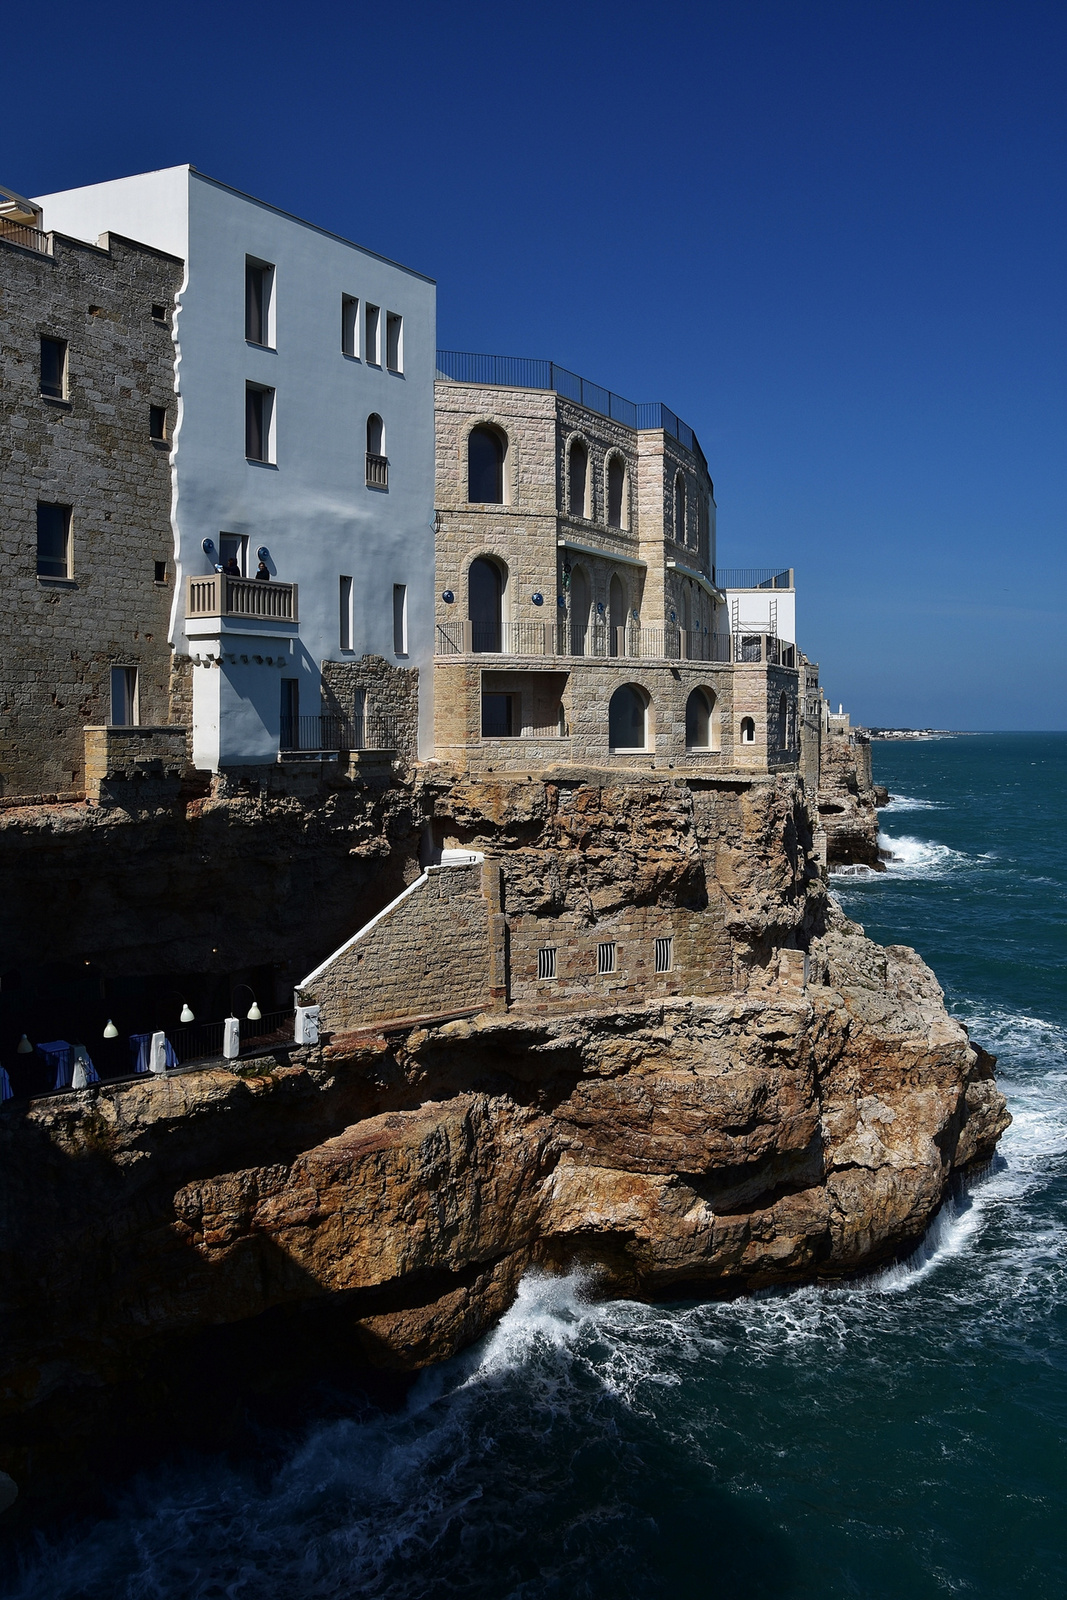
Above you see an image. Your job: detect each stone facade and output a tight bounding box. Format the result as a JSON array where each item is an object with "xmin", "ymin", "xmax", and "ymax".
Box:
[
  {"xmin": 0, "ymin": 228, "xmax": 185, "ymax": 797},
  {"xmin": 320, "ymin": 655, "xmax": 420, "ymax": 760},
  {"xmin": 432, "ymin": 376, "xmax": 801, "ymax": 776}
]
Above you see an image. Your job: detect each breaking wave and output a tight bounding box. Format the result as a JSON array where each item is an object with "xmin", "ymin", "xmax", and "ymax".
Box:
[
  {"xmin": 876, "ymin": 832, "xmax": 973, "ymax": 877},
  {"xmin": 881, "ymin": 793, "xmax": 946, "ymax": 812}
]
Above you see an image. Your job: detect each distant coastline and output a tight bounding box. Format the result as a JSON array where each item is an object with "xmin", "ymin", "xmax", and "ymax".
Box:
[{"xmin": 867, "ymin": 728, "xmax": 965, "ymax": 741}]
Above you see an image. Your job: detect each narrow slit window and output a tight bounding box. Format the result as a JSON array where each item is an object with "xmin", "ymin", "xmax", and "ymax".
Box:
[
  {"xmin": 385, "ymin": 312, "xmax": 402, "ymax": 371},
  {"xmin": 392, "ymin": 583, "xmax": 408, "ymax": 655},
  {"xmin": 365, "ymin": 303, "xmax": 380, "ymax": 364},
  {"xmin": 36, "ymin": 502, "xmax": 71, "ymax": 578},
  {"xmin": 538, "ymin": 947, "xmax": 557, "ymax": 981},
  {"xmin": 110, "ymin": 666, "xmax": 139, "ymax": 727},
  {"xmin": 40, "ymin": 336, "xmax": 67, "ymax": 399},
  {"xmin": 149, "ymin": 405, "xmax": 167, "ymax": 441},
  {"xmin": 341, "ymin": 295, "xmax": 359, "ymax": 357},
  {"xmin": 597, "ymin": 942, "xmax": 616, "ymax": 975},
  {"xmin": 246, "ymin": 384, "xmax": 274, "ymax": 462},
  {"xmin": 654, "ymin": 937, "xmax": 673, "ymax": 974},
  {"xmin": 154, "ymin": 561, "xmax": 168, "ymax": 583},
  {"xmin": 339, "ymin": 575, "xmax": 353, "ymax": 649},
  {"xmin": 245, "ymin": 259, "xmax": 274, "ymax": 346}
]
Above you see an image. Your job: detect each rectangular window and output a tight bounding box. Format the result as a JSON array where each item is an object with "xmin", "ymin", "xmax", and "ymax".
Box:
[
  {"xmin": 245, "ymin": 384, "xmax": 275, "ymax": 462},
  {"xmin": 154, "ymin": 560, "xmax": 167, "ymax": 583},
  {"xmin": 219, "ymin": 534, "xmax": 248, "ymax": 576},
  {"xmin": 538, "ymin": 947, "xmax": 557, "ymax": 981},
  {"xmin": 597, "ymin": 942, "xmax": 616, "ymax": 975},
  {"xmin": 36, "ymin": 502, "xmax": 71, "ymax": 578},
  {"xmin": 110, "ymin": 666, "xmax": 139, "ymax": 727},
  {"xmin": 392, "ymin": 583, "xmax": 407, "ymax": 655},
  {"xmin": 481, "ymin": 692, "xmax": 516, "ymax": 737},
  {"xmin": 245, "ymin": 258, "xmax": 275, "ymax": 346},
  {"xmin": 385, "ymin": 312, "xmax": 402, "ymax": 372},
  {"xmin": 365, "ymin": 303, "xmax": 380, "ymax": 364},
  {"xmin": 40, "ymin": 336, "xmax": 67, "ymax": 399},
  {"xmin": 341, "ymin": 295, "xmax": 359, "ymax": 357},
  {"xmin": 149, "ymin": 405, "xmax": 167, "ymax": 441},
  {"xmin": 340, "ymin": 575, "xmax": 353, "ymax": 649},
  {"xmin": 654, "ymin": 937, "xmax": 673, "ymax": 974},
  {"xmin": 280, "ymin": 678, "xmax": 299, "ymax": 749},
  {"xmin": 151, "ymin": 303, "xmax": 167, "ymax": 322}
]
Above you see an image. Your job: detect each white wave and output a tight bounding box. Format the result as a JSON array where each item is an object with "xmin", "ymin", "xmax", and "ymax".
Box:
[
  {"xmin": 877, "ymin": 832, "xmax": 973, "ymax": 878},
  {"xmin": 828, "ymin": 862, "xmax": 883, "ymax": 881},
  {"xmin": 881, "ymin": 794, "xmax": 946, "ymax": 812}
]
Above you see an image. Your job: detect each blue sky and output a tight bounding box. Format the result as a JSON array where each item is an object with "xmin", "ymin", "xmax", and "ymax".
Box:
[{"xmin": 5, "ymin": 0, "xmax": 1065, "ymax": 728}]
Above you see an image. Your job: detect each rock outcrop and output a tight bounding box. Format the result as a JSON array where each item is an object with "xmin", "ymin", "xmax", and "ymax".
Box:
[{"xmin": 816, "ymin": 725, "xmax": 885, "ymax": 865}]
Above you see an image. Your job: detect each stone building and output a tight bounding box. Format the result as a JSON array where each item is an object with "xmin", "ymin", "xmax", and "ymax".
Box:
[
  {"xmin": 432, "ymin": 354, "xmax": 802, "ymax": 774},
  {"xmin": 0, "ymin": 195, "xmax": 185, "ymax": 799}
]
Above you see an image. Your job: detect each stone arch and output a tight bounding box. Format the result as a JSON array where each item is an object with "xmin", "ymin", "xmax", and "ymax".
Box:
[
  {"xmin": 606, "ymin": 452, "xmax": 629, "ymax": 529},
  {"xmin": 467, "ymin": 422, "xmax": 508, "ymax": 504},
  {"xmin": 740, "ymin": 715, "xmax": 756, "ymax": 745},
  {"xmin": 569, "ymin": 563, "xmax": 591, "ymax": 655},
  {"xmin": 467, "ymin": 553, "xmax": 508, "ymax": 651},
  {"xmin": 609, "ymin": 683, "xmax": 650, "ymax": 750},
  {"xmin": 608, "ymin": 573, "xmax": 626, "ymax": 657},
  {"xmin": 685, "ymin": 687, "xmax": 718, "ymax": 750},
  {"xmin": 567, "ymin": 435, "xmax": 590, "ymax": 518}
]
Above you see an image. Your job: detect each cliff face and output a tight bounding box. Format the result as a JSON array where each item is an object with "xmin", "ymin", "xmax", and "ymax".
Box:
[{"xmin": 817, "ymin": 729, "xmax": 884, "ymax": 866}]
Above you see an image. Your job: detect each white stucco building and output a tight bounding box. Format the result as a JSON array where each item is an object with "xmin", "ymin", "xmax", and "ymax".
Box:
[{"xmin": 34, "ymin": 166, "xmax": 436, "ymax": 766}]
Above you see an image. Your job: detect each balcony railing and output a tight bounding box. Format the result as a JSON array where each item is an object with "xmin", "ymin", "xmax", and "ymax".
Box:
[
  {"xmin": 435, "ymin": 620, "xmax": 773, "ymax": 664},
  {"xmin": 280, "ymin": 714, "xmax": 400, "ymax": 752},
  {"xmin": 366, "ymin": 452, "xmax": 388, "ymax": 488},
  {"xmin": 170, "ymin": 1008, "xmax": 295, "ymax": 1067},
  {"xmin": 715, "ymin": 568, "xmax": 794, "ymax": 590},
  {"xmin": 186, "ymin": 574, "xmax": 299, "ymax": 623},
  {"xmin": 435, "ymin": 351, "xmax": 705, "ymax": 467},
  {"xmin": 0, "ymin": 218, "xmax": 51, "ymax": 254}
]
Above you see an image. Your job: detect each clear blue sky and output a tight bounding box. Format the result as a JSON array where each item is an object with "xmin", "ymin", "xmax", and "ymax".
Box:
[{"xmin": 5, "ymin": 0, "xmax": 1065, "ymax": 728}]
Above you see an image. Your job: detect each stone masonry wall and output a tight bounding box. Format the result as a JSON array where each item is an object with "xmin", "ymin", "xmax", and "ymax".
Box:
[
  {"xmin": 300, "ymin": 859, "xmax": 494, "ymax": 1032},
  {"xmin": 0, "ymin": 230, "xmax": 184, "ymax": 796},
  {"xmin": 321, "ymin": 655, "xmax": 419, "ymax": 760}
]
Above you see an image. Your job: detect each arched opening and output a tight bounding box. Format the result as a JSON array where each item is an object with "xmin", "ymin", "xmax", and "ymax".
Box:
[
  {"xmin": 607, "ymin": 454, "xmax": 626, "ymax": 529},
  {"xmin": 569, "ymin": 565, "xmax": 590, "ymax": 655},
  {"xmin": 608, "ymin": 574, "xmax": 625, "ymax": 657},
  {"xmin": 468, "ymin": 556, "xmax": 505, "ymax": 651},
  {"xmin": 367, "ymin": 413, "xmax": 384, "ymax": 454},
  {"xmin": 568, "ymin": 439, "xmax": 588, "ymax": 518},
  {"xmin": 685, "ymin": 688, "xmax": 715, "ymax": 749},
  {"xmin": 674, "ymin": 472, "xmax": 687, "ymax": 543},
  {"xmin": 609, "ymin": 684, "xmax": 649, "ymax": 750},
  {"xmin": 740, "ymin": 716, "xmax": 756, "ymax": 745},
  {"xmin": 778, "ymin": 692, "xmax": 788, "ymax": 749},
  {"xmin": 468, "ymin": 425, "xmax": 506, "ymax": 503}
]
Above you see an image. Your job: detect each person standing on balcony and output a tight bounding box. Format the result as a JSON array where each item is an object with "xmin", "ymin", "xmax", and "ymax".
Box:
[
  {"xmin": 255, "ymin": 560, "xmax": 271, "ymax": 581},
  {"xmin": 224, "ymin": 556, "xmax": 240, "ymax": 577}
]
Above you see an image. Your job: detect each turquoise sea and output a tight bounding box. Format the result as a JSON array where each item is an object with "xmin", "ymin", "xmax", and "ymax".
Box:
[{"xmin": 5, "ymin": 731, "xmax": 1067, "ymax": 1599}]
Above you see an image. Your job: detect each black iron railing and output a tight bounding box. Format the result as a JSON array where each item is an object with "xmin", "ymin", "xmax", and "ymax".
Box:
[
  {"xmin": 170, "ymin": 1008, "xmax": 295, "ymax": 1066},
  {"xmin": 280, "ymin": 713, "xmax": 400, "ymax": 752}
]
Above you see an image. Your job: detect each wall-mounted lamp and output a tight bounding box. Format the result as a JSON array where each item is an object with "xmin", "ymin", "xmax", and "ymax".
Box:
[
  {"xmin": 103, "ymin": 1020, "xmax": 119, "ymax": 1039},
  {"xmin": 257, "ymin": 546, "xmax": 270, "ymax": 562},
  {"xmin": 180, "ymin": 1003, "xmax": 194, "ymax": 1023},
  {"xmin": 231, "ymin": 983, "xmax": 261, "ymax": 1021},
  {"xmin": 441, "ymin": 590, "xmax": 455, "ymax": 604},
  {"xmin": 202, "ymin": 538, "xmax": 216, "ymax": 557},
  {"xmin": 531, "ymin": 592, "xmax": 544, "ymax": 606},
  {"xmin": 16, "ymin": 1034, "xmax": 32, "ymax": 1054}
]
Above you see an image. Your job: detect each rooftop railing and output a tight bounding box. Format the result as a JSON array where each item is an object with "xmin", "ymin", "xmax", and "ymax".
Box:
[
  {"xmin": 0, "ymin": 218, "xmax": 51, "ymax": 254},
  {"xmin": 186, "ymin": 573, "xmax": 299, "ymax": 623},
  {"xmin": 715, "ymin": 567, "xmax": 794, "ymax": 590},
  {"xmin": 436, "ymin": 351, "xmax": 705, "ymax": 467}
]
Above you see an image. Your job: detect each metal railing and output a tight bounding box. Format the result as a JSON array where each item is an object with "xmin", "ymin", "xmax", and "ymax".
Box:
[
  {"xmin": 366, "ymin": 452, "xmax": 388, "ymax": 488},
  {"xmin": 0, "ymin": 218, "xmax": 50, "ymax": 254},
  {"xmin": 186, "ymin": 574, "xmax": 299, "ymax": 622},
  {"xmin": 168, "ymin": 1008, "xmax": 296, "ymax": 1067},
  {"xmin": 280, "ymin": 713, "xmax": 400, "ymax": 752},
  {"xmin": 715, "ymin": 568, "xmax": 794, "ymax": 590},
  {"xmin": 436, "ymin": 620, "xmax": 738, "ymax": 664},
  {"xmin": 435, "ymin": 351, "xmax": 705, "ymax": 467}
]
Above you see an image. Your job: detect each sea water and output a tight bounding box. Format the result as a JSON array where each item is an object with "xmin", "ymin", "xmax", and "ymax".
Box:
[{"xmin": 5, "ymin": 732, "xmax": 1067, "ymax": 1599}]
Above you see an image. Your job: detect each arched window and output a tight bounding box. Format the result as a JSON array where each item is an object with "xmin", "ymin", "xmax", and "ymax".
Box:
[
  {"xmin": 569, "ymin": 565, "xmax": 590, "ymax": 655},
  {"xmin": 686, "ymin": 688, "xmax": 715, "ymax": 749},
  {"xmin": 468, "ymin": 425, "xmax": 506, "ymax": 503},
  {"xmin": 568, "ymin": 439, "xmax": 588, "ymax": 517},
  {"xmin": 367, "ymin": 413, "xmax": 384, "ymax": 455},
  {"xmin": 609, "ymin": 684, "xmax": 649, "ymax": 750},
  {"xmin": 608, "ymin": 574, "xmax": 625, "ymax": 657},
  {"xmin": 607, "ymin": 454, "xmax": 626, "ymax": 529},
  {"xmin": 468, "ymin": 556, "xmax": 505, "ymax": 651},
  {"xmin": 740, "ymin": 716, "xmax": 756, "ymax": 745},
  {"xmin": 674, "ymin": 473, "xmax": 687, "ymax": 543},
  {"xmin": 778, "ymin": 692, "xmax": 789, "ymax": 749}
]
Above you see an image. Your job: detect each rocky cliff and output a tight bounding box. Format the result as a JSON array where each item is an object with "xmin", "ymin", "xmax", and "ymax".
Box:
[{"xmin": 0, "ymin": 768, "xmax": 1008, "ymax": 1507}]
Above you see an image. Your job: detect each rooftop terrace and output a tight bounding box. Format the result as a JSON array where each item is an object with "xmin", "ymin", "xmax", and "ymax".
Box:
[{"xmin": 436, "ymin": 350, "xmax": 707, "ymax": 470}]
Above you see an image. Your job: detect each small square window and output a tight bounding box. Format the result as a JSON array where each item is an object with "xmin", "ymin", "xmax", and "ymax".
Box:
[
  {"xmin": 149, "ymin": 406, "xmax": 167, "ymax": 441},
  {"xmin": 40, "ymin": 336, "xmax": 67, "ymax": 400},
  {"xmin": 151, "ymin": 303, "xmax": 167, "ymax": 322},
  {"xmin": 154, "ymin": 561, "xmax": 168, "ymax": 583},
  {"xmin": 538, "ymin": 947, "xmax": 557, "ymax": 981},
  {"xmin": 597, "ymin": 942, "xmax": 616, "ymax": 975},
  {"xmin": 654, "ymin": 937, "xmax": 673, "ymax": 974}
]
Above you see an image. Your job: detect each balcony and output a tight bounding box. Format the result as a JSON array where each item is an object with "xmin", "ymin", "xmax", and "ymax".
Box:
[
  {"xmin": 715, "ymin": 568, "xmax": 794, "ymax": 590},
  {"xmin": 366, "ymin": 452, "xmax": 388, "ymax": 488},
  {"xmin": 0, "ymin": 217, "xmax": 50, "ymax": 255},
  {"xmin": 434, "ymin": 620, "xmax": 795, "ymax": 667},
  {"xmin": 280, "ymin": 714, "xmax": 400, "ymax": 754},
  {"xmin": 185, "ymin": 573, "xmax": 298, "ymax": 623}
]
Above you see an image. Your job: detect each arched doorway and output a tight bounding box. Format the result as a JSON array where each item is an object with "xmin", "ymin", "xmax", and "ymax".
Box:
[
  {"xmin": 469, "ymin": 556, "xmax": 505, "ymax": 651},
  {"xmin": 468, "ymin": 426, "xmax": 505, "ymax": 503},
  {"xmin": 570, "ymin": 565, "xmax": 590, "ymax": 655},
  {"xmin": 608, "ymin": 574, "xmax": 625, "ymax": 657},
  {"xmin": 685, "ymin": 688, "xmax": 715, "ymax": 749},
  {"xmin": 609, "ymin": 684, "xmax": 649, "ymax": 749}
]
